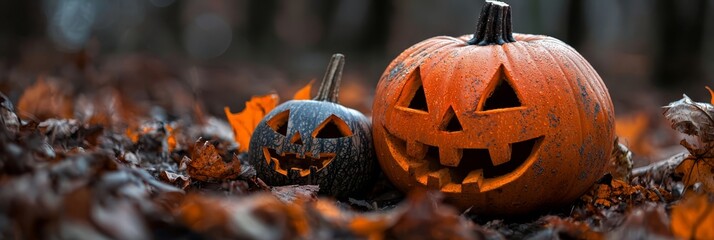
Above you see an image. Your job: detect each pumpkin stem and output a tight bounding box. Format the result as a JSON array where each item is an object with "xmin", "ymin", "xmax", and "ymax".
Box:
[
  {"xmin": 314, "ymin": 53, "xmax": 345, "ymax": 103},
  {"xmin": 467, "ymin": 0, "xmax": 516, "ymax": 46}
]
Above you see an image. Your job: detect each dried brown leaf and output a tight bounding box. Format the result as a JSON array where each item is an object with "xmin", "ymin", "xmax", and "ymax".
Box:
[
  {"xmin": 675, "ymin": 156, "xmax": 714, "ymax": 193},
  {"xmin": 17, "ymin": 77, "xmax": 74, "ymax": 120},
  {"xmin": 579, "ymin": 176, "xmax": 671, "ymax": 211},
  {"xmin": 75, "ymin": 88, "xmax": 140, "ymax": 128},
  {"xmin": 0, "ymin": 91, "xmax": 19, "ymax": 136},
  {"xmin": 663, "ymin": 94, "xmax": 714, "ymax": 144},
  {"xmin": 607, "ymin": 204, "xmax": 672, "ymax": 240},
  {"xmin": 39, "ymin": 118, "xmax": 80, "ymax": 139},
  {"xmin": 537, "ymin": 216, "xmax": 602, "ymax": 240},
  {"xmin": 608, "ymin": 138, "xmax": 633, "ymax": 181},
  {"xmin": 160, "ymin": 170, "xmax": 190, "ymax": 190},
  {"xmin": 127, "ymin": 121, "xmax": 175, "ymax": 153},
  {"xmin": 664, "ymin": 90, "xmax": 714, "ymax": 192},
  {"xmin": 177, "ymin": 194, "xmax": 309, "ymax": 239},
  {"xmin": 383, "ymin": 191, "xmax": 476, "ymax": 240},
  {"xmin": 271, "ymin": 185, "xmax": 319, "ymax": 203},
  {"xmin": 187, "ymin": 140, "xmax": 241, "ymax": 181}
]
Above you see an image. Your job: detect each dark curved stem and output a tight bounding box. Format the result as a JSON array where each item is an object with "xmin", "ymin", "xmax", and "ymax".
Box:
[
  {"xmin": 314, "ymin": 54, "xmax": 345, "ymax": 103},
  {"xmin": 467, "ymin": 0, "xmax": 516, "ymax": 46}
]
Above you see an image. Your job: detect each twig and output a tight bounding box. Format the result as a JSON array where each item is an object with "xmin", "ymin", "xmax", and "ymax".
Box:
[{"xmin": 631, "ymin": 151, "xmax": 688, "ymax": 179}]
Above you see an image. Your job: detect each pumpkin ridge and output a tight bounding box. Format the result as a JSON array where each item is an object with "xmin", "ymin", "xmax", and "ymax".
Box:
[
  {"xmin": 559, "ymin": 41, "xmax": 613, "ymax": 112},
  {"xmin": 381, "ymin": 38, "xmax": 456, "ymax": 87},
  {"xmin": 555, "ymin": 42, "xmax": 614, "ymax": 179},
  {"xmin": 538, "ymin": 43, "xmax": 592, "ymax": 197},
  {"xmin": 439, "ymin": 48, "xmax": 471, "ymax": 117}
]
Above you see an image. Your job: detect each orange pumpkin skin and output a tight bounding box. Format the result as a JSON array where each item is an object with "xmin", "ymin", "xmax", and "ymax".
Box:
[{"xmin": 372, "ymin": 2, "xmax": 614, "ymax": 215}]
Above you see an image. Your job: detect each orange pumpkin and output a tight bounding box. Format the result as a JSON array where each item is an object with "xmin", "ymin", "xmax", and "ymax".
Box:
[{"xmin": 372, "ymin": 1, "xmax": 615, "ymax": 214}]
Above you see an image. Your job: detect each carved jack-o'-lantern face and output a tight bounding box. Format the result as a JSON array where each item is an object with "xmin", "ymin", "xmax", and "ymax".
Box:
[
  {"xmin": 260, "ymin": 107, "xmax": 354, "ymax": 177},
  {"xmin": 249, "ymin": 54, "xmax": 377, "ymax": 197},
  {"xmin": 383, "ymin": 65, "xmax": 546, "ymax": 193},
  {"xmin": 372, "ymin": 1, "xmax": 615, "ymax": 214}
]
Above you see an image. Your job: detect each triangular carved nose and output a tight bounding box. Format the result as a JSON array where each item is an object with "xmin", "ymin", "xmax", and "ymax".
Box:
[
  {"xmin": 439, "ymin": 106, "xmax": 463, "ymax": 132},
  {"xmin": 290, "ymin": 132, "xmax": 304, "ymax": 145}
]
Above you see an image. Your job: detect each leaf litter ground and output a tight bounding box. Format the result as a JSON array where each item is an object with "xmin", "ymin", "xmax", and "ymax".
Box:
[{"xmin": 2, "ymin": 75, "xmax": 714, "ymax": 239}]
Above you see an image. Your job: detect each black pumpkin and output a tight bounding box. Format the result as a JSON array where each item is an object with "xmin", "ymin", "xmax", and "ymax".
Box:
[{"xmin": 248, "ymin": 54, "xmax": 376, "ymax": 197}]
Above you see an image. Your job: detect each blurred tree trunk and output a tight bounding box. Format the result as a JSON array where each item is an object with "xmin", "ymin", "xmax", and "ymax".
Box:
[
  {"xmin": 565, "ymin": 0, "xmax": 585, "ymax": 49},
  {"xmin": 0, "ymin": 1, "xmax": 43, "ymax": 61},
  {"xmin": 653, "ymin": 0, "xmax": 708, "ymax": 87},
  {"xmin": 247, "ymin": 0, "xmax": 278, "ymax": 52}
]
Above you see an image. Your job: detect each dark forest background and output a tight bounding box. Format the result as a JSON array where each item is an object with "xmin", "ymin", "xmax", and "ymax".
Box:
[{"xmin": 0, "ymin": 0, "xmax": 712, "ymax": 116}]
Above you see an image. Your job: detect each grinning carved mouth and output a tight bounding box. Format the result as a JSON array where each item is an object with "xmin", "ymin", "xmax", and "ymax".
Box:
[
  {"xmin": 384, "ymin": 128, "xmax": 544, "ymax": 193},
  {"xmin": 263, "ymin": 148, "xmax": 336, "ymax": 177}
]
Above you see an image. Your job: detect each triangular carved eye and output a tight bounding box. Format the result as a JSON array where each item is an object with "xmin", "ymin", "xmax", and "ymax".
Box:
[
  {"xmin": 439, "ymin": 106, "xmax": 463, "ymax": 132},
  {"xmin": 266, "ymin": 110, "xmax": 290, "ymax": 136},
  {"xmin": 479, "ymin": 66, "xmax": 522, "ymax": 111},
  {"xmin": 397, "ymin": 67, "xmax": 428, "ymax": 112},
  {"xmin": 313, "ymin": 114, "xmax": 353, "ymax": 138}
]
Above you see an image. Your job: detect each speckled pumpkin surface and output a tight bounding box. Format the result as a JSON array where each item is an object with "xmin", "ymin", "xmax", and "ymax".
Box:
[
  {"xmin": 371, "ymin": 1, "xmax": 615, "ymax": 214},
  {"xmin": 249, "ymin": 54, "xmax": 377, "ymax": 197}
]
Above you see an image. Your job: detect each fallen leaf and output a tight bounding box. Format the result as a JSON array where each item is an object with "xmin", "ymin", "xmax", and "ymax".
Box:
[
  {"xmin": 224, "ymin": 94, "xmax": 279, "ymax": 152},
  {"xmin": 187, "ymin": 140, "xmax": 241, "ymax": 181},
  {"xmin": 292, "ymin": 80, "xmax": 314, "ymax": 100},
  {"xmin": 663, "ymin": 94, "xmax": 714, "ymax": 144},
  {"xmin": 160, "ymin": 170, "xmax": 190, "ymax": 190},
  {"xmin": 578, "ymin": 175, "xmax": 670, "ymax": 211},
  {"xmin": 535, "ymin": 216, "xmax": 602, "ymax": 240},
  {"xmin": 608, "ymin": 138, "xmax": 633, "ymax": 181},
  {"xmin": 177, "ymin": 193, "xmax": 309, "ymax": 239},
  {"xmin": 671, "ymin": 193, "xmax": 714, "ymax": 239},
  {"xmin": 607, "ymin": 204, "xmax": 672, "ymax": 239},
  {"xmin": 664, "ymin": 91, "xmax": 714, "ymax": 191},
  {"xmin": 382, "ymin": 191, "xmax": 476, "ymax": 239},
  {"xmin": 271, "ymin": 185, "xmax": 319, "ymax": 203},
  {"xmin": 128, "ymin": 121, "xmax": 174, "ymax": 153},
  {"xmin": 0, "ymin": 91, "xmax": 19, "ymax": 136},
  {"xmin": 615, "ymin": 112, "xmax": 653, "ymax": 156},
  {"xmin": 17, "ymin": 77, "xmax": 74, "ymax": 120},
  {"xmin": 39, "ymin": 118, "xmax": 80, "ymax": 139},
  {"xmin": 675, "ymin": 156, "xmax": 714, "ymax": 193},
  {"xmin": 75, "ymin": 89, "xmax": 140, "ymax": 128},
  {"xmin": 165, "ymin": 124, "xmax": 177, "ymax": 152},
  {"xmin": 126, "ymin": 128, "xmax": 139, "ymax": 143}
]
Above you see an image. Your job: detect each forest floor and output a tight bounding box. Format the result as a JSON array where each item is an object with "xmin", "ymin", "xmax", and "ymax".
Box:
[{"xmin": 0, "ymin": 55, "xmax": 713, "ymax": 239}]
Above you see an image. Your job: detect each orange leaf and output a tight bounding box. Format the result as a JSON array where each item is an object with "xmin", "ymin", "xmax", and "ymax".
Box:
[
  {"xmin": 166, "ymin": 124, "xmax": 177, "ymax": 152},
  {"xmin": 671, "ymin": 193, "xmax": 714, "ymax": 239},
  {"xmin": 707, "ymin": 86, "xmax": 713, "ymax": 105},
  {"xmin": 293, "ymin": 80, "xmax": 314, "ymax": 100},
  {"xmin": 615, "ymin": 112, "xmax": 652, "ymax": 156},
  {"xmin": 225, "ymin": 94, "xmax": 279, "ymax": 152},
  {"xmin": 17, "ymin": 77, "xmax": 73, "ymax": 120},
  {"xmin": 126, "ymin": 128, "xmax": 139, "ymax": 143}
]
